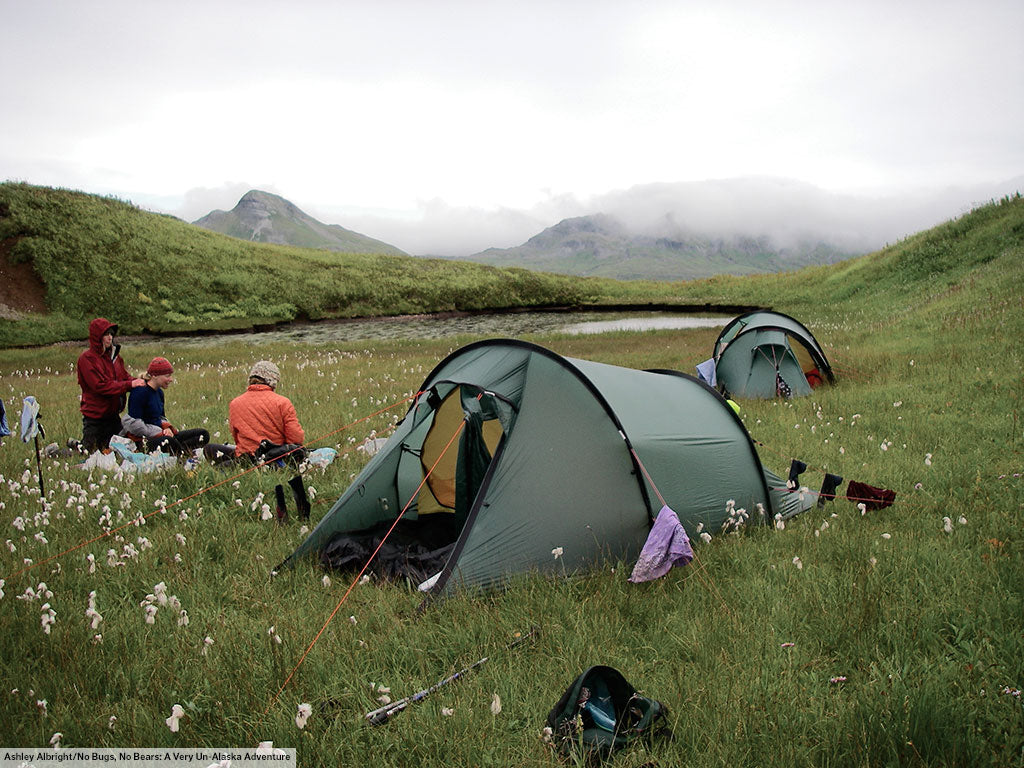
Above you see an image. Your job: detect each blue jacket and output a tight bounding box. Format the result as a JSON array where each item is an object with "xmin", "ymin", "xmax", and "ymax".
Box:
[{"xmin": 121, "ymin": 385, "xmax": 167, "ymax": 439}]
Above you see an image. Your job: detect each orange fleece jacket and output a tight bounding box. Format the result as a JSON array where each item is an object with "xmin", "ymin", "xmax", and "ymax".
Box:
[{"xmin": 228, "ymin": 384, "xmax": 305, "ymax": 456}]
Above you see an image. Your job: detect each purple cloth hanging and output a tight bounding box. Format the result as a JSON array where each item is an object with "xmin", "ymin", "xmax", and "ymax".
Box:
[{"xmin": 628, "ymin": 505, "xmax": 694, "ymax": 583}]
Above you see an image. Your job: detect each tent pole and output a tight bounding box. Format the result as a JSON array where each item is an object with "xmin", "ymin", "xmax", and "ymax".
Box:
[{"xmin": 364, "ymin": 627, "xmax": 539, "ymax": 725}]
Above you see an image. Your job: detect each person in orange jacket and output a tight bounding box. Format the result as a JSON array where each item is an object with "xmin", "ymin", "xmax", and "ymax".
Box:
[
  {"xmin": 204, "ymin": 360, "xmax": 305, "ymax": 466},
  {"xmin": 75, "ymin": 318, "xmax": 145, "ymax": 453}
]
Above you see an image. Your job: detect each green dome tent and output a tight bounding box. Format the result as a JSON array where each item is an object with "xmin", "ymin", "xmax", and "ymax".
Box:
[
  {"xmin": 713, "ymin": 311, "xmax": 834, "ymax": 399},
  {"xmin": 284, "ymin": 339, "xmax": 811, "ymax": 597}
]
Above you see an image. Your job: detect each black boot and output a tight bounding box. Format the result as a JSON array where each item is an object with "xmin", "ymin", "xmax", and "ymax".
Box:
[
  {"xmin": 274, "ymin": 484, "xmax": 288, "ymax": 524},
  {"xmin": 289, "ymin": 475, "xmax": 311, "ymax": 520}
]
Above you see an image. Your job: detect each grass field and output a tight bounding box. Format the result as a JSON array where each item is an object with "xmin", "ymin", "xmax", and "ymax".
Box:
[{"xmin": 0, "ymin": 196, "xmax": 1021, "ymax": 765}]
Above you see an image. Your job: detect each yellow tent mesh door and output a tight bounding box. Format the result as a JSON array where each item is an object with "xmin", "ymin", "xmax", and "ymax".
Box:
[
  {"xmin": 417, "ymin": 386, "xmax": 504, "ymax": 515},
  {"xmin": 787, "ymin": 334, "xmax": 816, "ymax": 374}
]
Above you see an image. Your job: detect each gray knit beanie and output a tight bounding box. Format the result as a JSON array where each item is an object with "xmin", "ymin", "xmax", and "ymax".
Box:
[{"xmin": 249, "ymin": 360, "xmax": 281, "ymax": 388}]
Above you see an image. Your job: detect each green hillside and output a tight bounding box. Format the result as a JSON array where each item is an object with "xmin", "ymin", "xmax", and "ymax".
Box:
[{"xmin": 0, "ymin": 183, "xmax": 623, "ymax": 347}]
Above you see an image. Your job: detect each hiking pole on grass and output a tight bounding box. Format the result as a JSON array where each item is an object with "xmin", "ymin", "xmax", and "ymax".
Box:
[
  {"xmin": 20, "ymin": 396, "xmax": 46, "ymax": 499},
  {"xmin": 364, "ymin": 626, "xmax": 539, "ymax": 726}
]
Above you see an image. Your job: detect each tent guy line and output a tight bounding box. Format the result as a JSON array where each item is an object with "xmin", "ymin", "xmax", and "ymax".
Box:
[{"xmin": 261, "ymin": 414, "xmax": 467, "ymax": 723}]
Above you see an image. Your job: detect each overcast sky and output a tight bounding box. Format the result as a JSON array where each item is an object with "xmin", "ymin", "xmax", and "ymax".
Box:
[{"xmin": 2, "ymin": 0, "xmax": 1022, "ymax": 255}]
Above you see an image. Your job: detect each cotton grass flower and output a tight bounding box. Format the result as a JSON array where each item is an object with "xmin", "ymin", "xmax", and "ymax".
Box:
[
  {"xmin": 829, "ymin": 676, "xmax": 847, "ymax": 684},
  {"xmin": 322, "ymin": 574, "xmax": 331, "ymax": 588},
  {"xmin": 700, "ymin": 532, "xmax": 712, "ymax": 544},
  {"xmin": 792, "ymin": 556, "xmax": 803, "ymax": 570},
  {"xmin": 201, "ymin": 636, "xmax": 215, "ymax": 655},
  {"xmin": 943, "ymin": 517, "xmax": 953, "ymax": 534},
  {"xmin": 165, "ymin": 703, "xmax": 184, "ymax": 732},
  {"xmin": 295, "ymin": 702, "xmax": 312, "ymax": 729},
  {"xmin": 441, "ymin": 707, "xmax": 455, "ymax": 717},
  {"xmin": 49, "ymin": 732, "xmax": 62, "ymax": 749},
  {"xmin": 268, "ymin": 626, "xmax": 282, "ymax": 645},
  {"xmin": 40, "ymin": 603, "xmax": 57, "ymax": 634},
  {"xmin": 551, "ymin": 547, "xmax": 563, "ymax": 559},
  {"xmin": 85, "ymin": 591, "xmax": 103, "ymax": 630},
  {"xmin": 490, "ymin": 693, "xmax": 502, "ymax": 715}
]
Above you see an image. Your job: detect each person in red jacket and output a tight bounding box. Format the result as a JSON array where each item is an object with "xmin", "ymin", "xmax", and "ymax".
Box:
[
  {"xmin": 204, "ymin": 360, "xmax": 305, "ymax": 466},
  {"xmin": 75, "ymin": 318, "xmax": 145, "ymax": 453}
]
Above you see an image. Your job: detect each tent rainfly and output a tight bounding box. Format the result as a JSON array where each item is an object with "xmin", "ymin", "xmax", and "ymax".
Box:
[
  {"xmin": 712, "ymin": 311, "xmax": 834, "ymax": 399},
  {"xmin": 283, "ymin": 339, "xmax": 812, "ymax": 598}
]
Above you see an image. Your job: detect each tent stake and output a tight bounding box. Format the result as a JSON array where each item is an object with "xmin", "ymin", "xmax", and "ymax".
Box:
[{"xmin": 364, "ymin": 626, "xmax": 539, "ymax": 726}]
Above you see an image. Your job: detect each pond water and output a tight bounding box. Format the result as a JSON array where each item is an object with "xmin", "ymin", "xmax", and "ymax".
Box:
[{"xmin": 161, "ymin": 310, "xmax": 733, "ymax": 347}]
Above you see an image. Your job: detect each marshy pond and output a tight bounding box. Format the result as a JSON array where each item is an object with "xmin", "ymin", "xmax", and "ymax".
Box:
[{"xmin": 161, "ymin": 310, "xmax": 734, "ymax": 347}]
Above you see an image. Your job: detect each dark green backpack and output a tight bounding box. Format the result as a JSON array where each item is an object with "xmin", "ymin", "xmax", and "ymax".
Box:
[{"xmin": 546, "ymin": 665, "xmax": 669, "ymax": 761}]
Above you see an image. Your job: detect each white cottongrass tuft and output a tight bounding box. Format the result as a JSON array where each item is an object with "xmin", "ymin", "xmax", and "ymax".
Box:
[
  {"xmin": 85, "ymin": 591, "xmax": 103, "ymax": 630},
  {"xmin": 551, "ymin": 547, "xmax": 563, "ymax": 559},
  {"xmin": 943, "ymin": 517, "xmax": 953, "ymax": 533},
  {"xmin": 165, "ymin": 704, "xmax": 184, "ymax": 732},
  {"xmin": 322, "ymin": 575, "xmax": 331, "ymax": 588},
  {"xmin": 295, "ymin": 702, "xmax": 312, "ymax": 729},
  {"xmin": 41, "ymin": 603, "xmax": 57, "ymax": 634},
  {"xmin": 442, "ymin": 707, "xmax": 455, "ymax": 717},
  {"xmin": 792, "ymin": 556, "xmax": 803, "ymax": 570},
  {"xmin": 490, "ymin": 693, "xmax": 502, "ymax": 715}
]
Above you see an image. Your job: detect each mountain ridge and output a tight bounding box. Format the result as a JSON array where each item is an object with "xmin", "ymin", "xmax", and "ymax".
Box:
[
  {"xmin": 193, "ymin": 190, "xmax": 407, "ymax": 255},
  {"xmin": 454, "ymin": 212, "xmax": 857, "ymax": 281}
]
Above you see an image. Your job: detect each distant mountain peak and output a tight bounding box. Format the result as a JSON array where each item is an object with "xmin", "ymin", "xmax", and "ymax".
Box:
[
  {"xmin": 465, "ymin": 213, "xmax": 857, "ymax": 281},
  {"xmin": 193, "ymin": 190, "xmax": 406, "ymax": 255}
]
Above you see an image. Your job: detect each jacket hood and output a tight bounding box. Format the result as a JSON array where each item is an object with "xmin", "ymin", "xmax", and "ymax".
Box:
[{"xmin": 88, "ymin": 318, "xmax": 118, "ymax": 354}]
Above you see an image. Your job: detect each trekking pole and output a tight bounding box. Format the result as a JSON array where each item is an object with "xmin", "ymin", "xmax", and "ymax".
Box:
[
  {"xmin": 20, "ymin": 396, "xmax": 45, "ymax": 499},
  {"xmin": 33, "ymin": 433, "xmax": 45, "ymax": 499},
  {"xmin": 364, "ymin": 626, "xmax": 539, "ymax": 726}
]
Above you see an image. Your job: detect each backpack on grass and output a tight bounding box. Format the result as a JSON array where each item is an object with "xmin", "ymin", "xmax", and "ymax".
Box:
[{"xmin": 546, "ymin": 665, "xmax": 669, "ymax": 761}]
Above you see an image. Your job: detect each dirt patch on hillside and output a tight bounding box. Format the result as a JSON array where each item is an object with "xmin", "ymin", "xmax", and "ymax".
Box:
[{"xmin": 0, "ymin": 236, "xmax": 48, "ymax": 319}]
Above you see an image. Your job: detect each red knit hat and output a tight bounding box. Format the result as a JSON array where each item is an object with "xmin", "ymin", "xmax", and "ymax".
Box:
[{"xmin": 147, "ymin": 357, "xmax": 174, "ymax": 376}]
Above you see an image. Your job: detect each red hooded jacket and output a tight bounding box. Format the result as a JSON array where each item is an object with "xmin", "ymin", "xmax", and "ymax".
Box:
[{"xmin": 77, "ymin": 318, "xmax": 135, "ymax": 419}]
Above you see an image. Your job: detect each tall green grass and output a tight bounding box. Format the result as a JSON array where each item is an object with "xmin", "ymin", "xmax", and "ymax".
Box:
[{"xmin": 0, "ymin": 196, "xmax": 1021, "ymax": 765}]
